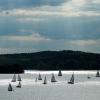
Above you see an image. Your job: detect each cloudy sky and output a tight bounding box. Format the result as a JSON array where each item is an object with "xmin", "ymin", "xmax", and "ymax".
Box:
[{"xmin": 0, "ymin": 0, "xmax": 100, "ymax": 54}]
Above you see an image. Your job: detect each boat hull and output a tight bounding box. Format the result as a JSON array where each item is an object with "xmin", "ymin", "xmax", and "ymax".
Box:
[{"xmin": 68, "ymin": 82, "xmax": 74, "ymax": 84}]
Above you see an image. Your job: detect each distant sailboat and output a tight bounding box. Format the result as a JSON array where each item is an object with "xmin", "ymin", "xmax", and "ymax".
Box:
[
  {"xmin": 87, "ymin": 75, "xmax": 91, "ymax": 79},
  {"xmin": 96, "ymin": 70, "xmax": 100, "ymax": 77},
  {"xmin": 43, "ymin": 76, "xmax": 47, "ymax": 84},
  {"xmin": 17, "ymin": 74, "xmax": 22, "ymax": 81},
  {"xmin": 58, "ymin": 69, "xmax": 62, "ymax": 76},
  {"xmin": 38, "ymin": 73, "xmax": 42, "ymax": 80},
  {"xmin": 11, "ymin": 74, "xmax": 16, "ymax": 82},
  {"xmin": 8, "ymin": 83, "xmax": 13, "ymax": 91},
  {"xmin": 16, "ymin": 81, "xmax": 21, "ymax": 88},
  {"xmin": 68, "ymin": 73, "xmax": 74, "ymax": 84},
  {"xmin": 87, "ymin": 73, "xmax": 91, "ymax": 79},
  {"xmin": 35, "ymin": 77, "xmax": 37, "ymax": 82},
  {"xmin": 51, "ymin": 74, "xmax": 56, "ymax": 82}
]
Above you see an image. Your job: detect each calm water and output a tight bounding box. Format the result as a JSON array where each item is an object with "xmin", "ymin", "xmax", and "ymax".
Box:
[{"xmin": 0, "ymin": 70, "xmax": 100, "ymax": 100}]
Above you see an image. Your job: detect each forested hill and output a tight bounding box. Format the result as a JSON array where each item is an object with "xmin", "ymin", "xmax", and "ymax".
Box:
[{"xmin": 0, "ymin": 50, "xmax": 100, "ymax": 71}]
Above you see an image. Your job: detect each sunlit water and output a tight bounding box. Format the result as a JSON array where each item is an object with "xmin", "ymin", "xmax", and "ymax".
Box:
[{"xmin": 0, "ymin": 70, "xmax": 100, "ymax": 100}]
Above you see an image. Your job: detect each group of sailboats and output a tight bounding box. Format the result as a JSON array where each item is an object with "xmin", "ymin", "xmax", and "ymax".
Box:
[
  {"xmin": 8, "ymin": 70, "xmax": 100, "ymax": 91},
  {"xmin": 37, "ymin": 73, "xmax": 47, "ymax": 84},
  {"xmin": 36, "ymin": 73, "xmax": 47, "ymax": 84},
  {"xmin": 11, "ymin": 74, "xmax": 22, "ymax": 82},
  {"xmin": 36, "ymin": 70, "xmax": 75, "ymax": 84},
  {"xmin": 58, "ymin": 69, "xmax": 75, "ymax": 84},
  {"xmin": 37, "ymin": 70, "xmax": 74, "ymax": 84},
  {"xmin": 37, "ymin": 73, "xmax": 57, "ymax": 84},
  {"xmin": 42, "ymin": 73, "xmax": 57, "ymax": 84},
  {"xmin": 8, "ymin": 74, "xmax": 22, "ymax": 91},
  {"xmin": 87, "ymin": 70, "xmax": 100, "ymax": 78}
]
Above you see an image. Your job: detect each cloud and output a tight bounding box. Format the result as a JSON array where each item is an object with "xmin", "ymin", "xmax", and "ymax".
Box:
[
  {"xmin": 0, "ymin": 38, "xmax": 100, "ymax": 54},
  {"xmin": 0, "ymin": 33, "xmax": 51, "ymax": 42},
  {"xmin": 0, "ymin": 10, "xmax": 100, "ymax": 40},
  {"xmin": 0, "ymin": 0, "xmax": 100, "ymax": 54},
  {"xmin": 92, "ymin": 0, "xmax": 100, "ymax": 3},
  {"xmin": 0, "ymin": 0, "xmax": 67, "ymax": 10},
  {"xmin": 1, "ymin": 0, "xmax": 100, "ymax": 17},
  {"xmin": 68, "ymin": 40, "xmax": 97, "ymax": 46},
  {"xmin": 0, "ymin": 48, "xmax": 37, "ymax": 54},
  {"xmin": 17, "ymin": 18, "xmax": 44, "ymax": 23}
]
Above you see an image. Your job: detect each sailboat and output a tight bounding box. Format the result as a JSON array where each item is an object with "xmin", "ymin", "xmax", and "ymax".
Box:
[
  {"xmin": 16, "ymin": 81, "xmax": 21, "ymax": 88},
  {"xmin": 17, "ymin": 74, "xmax": 22, "ymax": 81},
  {"xmin": 11, "ymin": 74, "xmax": 16, "ymax": 82},
  {"xmin": 35, "ymin": 77, "xmax": 37, "ymax": 82},
  {"xmin": 8, "ymin": 83, "xmax": 13, "ymax": 91},
  {"xmin": 96, "ymin": 70, "xmax": 100, "ymax": 77},
  {"xmin": 51, "ymin": 74, "xmax": 56, "ymax": 82},
  {"xmin": 87, "ymin": 75, "xmax": 91, "ymax": 79},
  {"xmin": 38, "ymin": 73, "xmax": 42, "ymax": 80},
  {"xmin": 58, "ymin": 69, "xmax": 62, "ymax": 76},
  {"xmin": 87, "ymin": 73, "xmax": 91, "ymax": 79},
  {"xmin": 43, "ymin": 76, "xmax": 47, "ymax": 84},
  {"xmin": 68, "ymin": 73, "xmax": 74, "ymax": 84}
]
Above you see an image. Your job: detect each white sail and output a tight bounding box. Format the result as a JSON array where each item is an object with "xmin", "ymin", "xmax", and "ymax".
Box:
[
  {"xmin": 8, "ymin": 83, "xmax": 13, "ymax": 91},
  {"xmin": 51, "ymin": 74, "xmax": 56, "ymax": 82},
  {"xmin": 16, "ymin": 81, "xmax": 21, "ymax": 88},
  {"xmin": 11, "ymin": 74, "xmax": 16, "ymax": 82},
  {"xmin": 38, "ymin": 73, "xmax": 42, "ymax": 80},
  {"xmin": 58, "ymin": 69, "xmax": 62, "ymax": 76},
  {"xmin": 43, "ymin": 76, "xmax": 47, "ymax": 84},
  {"xmin": 17, "ymin": 74, "xmax": 22, "ymax": 81}
]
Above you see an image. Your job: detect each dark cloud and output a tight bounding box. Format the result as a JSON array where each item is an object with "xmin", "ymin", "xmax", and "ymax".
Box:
[{"xmin": 0, "ymin": 0, "xmax": 68, "ymax": 10}]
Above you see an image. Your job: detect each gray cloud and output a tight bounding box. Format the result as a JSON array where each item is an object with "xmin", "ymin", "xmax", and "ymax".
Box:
[{"xmin": 0, "ymin": 0, "xmax": 68, "ymax": 10}]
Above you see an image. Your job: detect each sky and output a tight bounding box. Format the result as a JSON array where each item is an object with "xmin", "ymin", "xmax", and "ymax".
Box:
[{"xmin": 0, "ymin": 0, "xmax": 100, "ymax": 54}]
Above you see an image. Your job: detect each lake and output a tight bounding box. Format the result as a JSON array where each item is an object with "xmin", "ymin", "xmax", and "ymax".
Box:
[{"xmin": 0, "ymin": 70, "xmax": 100, "ymax": 100}]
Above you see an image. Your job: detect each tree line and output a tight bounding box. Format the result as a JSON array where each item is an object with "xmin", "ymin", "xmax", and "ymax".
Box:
[{"xmin": 0, "ymin": 50, "xmax": 100, "ymax": 73}]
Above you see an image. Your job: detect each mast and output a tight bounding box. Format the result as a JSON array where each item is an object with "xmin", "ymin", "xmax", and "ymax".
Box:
[
  {"xmin": 11, "ymin": 74, "xmax": 16, "ymax": 82},
  {"xmin": 51, "ymin": 74, "xmax": 56, "ymax": 82}
]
